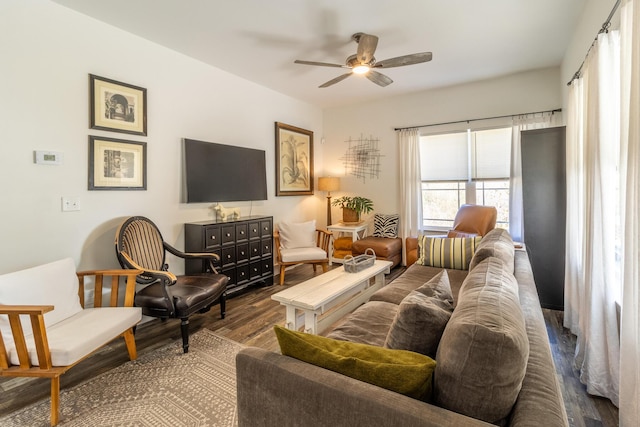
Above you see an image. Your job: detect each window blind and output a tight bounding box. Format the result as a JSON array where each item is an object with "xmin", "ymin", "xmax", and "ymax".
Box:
[{"xmin": 420, "ymin": 131, "xmax": 468, "ymax": 180}]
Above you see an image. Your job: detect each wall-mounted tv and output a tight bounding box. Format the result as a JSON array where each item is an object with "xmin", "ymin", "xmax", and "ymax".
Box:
[{"xmin": 183, "ymin": 138, "xmax": 268, "ymax": 203}]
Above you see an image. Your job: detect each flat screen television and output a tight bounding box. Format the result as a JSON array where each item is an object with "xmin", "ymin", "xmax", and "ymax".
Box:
[{"xmin": 183, "ymin": 138, "xmax": 268, "ymax": 203}]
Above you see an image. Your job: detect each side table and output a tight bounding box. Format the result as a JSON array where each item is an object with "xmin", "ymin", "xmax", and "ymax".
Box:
[{"xmin": 327, "ymin": 222, "xmax": 368, "ymax": 265}]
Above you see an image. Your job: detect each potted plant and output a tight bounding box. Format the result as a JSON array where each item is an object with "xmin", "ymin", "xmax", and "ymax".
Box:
[{"xmin": 331, "ymin": 196, "xmax": 374, "ymax": 223}]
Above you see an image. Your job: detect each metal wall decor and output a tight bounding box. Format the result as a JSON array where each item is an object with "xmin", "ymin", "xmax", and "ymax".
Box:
[{"xmin": 340, "ymin": 134, "xmax": 383, "ymax": 182}]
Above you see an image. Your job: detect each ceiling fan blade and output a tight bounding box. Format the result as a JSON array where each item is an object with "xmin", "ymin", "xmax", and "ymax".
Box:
[
  {"xmin": 366, "ymin": 70, "xmax": 393, "ymax": 87},
  {"xmin": 294, "ymin": 60, "xmax": 346, "ymax": 68},
  {"xmin": 374, "ymin": 52, "xmax": 433, "ymax": 68},
  {"xmin": 319, "ymin": 72, "xmax": 353, "ymax": 88},
  {"xmin": 356, "ymin": 33, "xmax": 378, "ymax": 64}
]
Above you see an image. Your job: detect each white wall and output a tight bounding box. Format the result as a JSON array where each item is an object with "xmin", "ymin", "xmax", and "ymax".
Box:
[
  {"xmin": 322, "ymin": 67, "xmax": 562, "ymax": 225},
  {"xmin": 0, "ymin": 0, "xmax": 323, "ymax": 274}
]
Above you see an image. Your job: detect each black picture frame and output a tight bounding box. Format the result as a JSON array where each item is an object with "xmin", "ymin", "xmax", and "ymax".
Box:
[
  {"xmin": 275, "ymin": 121, "xmax": 314, "ymax": 196},
  {"xmin": 88, "ymin": 136, "xmax": 147, "ymax": 190},
  {"xmin": 89, "ymin": 74, "xmax": 147, "ymax": 136}
]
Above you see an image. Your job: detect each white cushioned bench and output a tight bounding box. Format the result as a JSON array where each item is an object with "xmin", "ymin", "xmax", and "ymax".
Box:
[{"xmin": 0, "ymin": 258, "xmax": 142, "ymax": 426}]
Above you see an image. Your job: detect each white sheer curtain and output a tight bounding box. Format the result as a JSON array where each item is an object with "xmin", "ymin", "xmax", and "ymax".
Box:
[
  {"xmin": 619, "ymin": 0, "xmax": 640, "ymax": 424},
  {"xmin": 564, "ymin": 78, "xmax": 585, "ymax": 339},
  {"xmin": 564, "ymin": 30, "xmax": 621, "ymax": 406},
  {"xmin": 509, "ymin": 112, "xmax": 561, "ymax": 242},
  {"xmin": 397, "ymin": 128, "xmax": 422, "ymax": 265}
]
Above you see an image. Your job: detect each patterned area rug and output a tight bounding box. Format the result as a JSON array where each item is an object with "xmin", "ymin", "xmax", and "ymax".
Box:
[{"xmin": 0, "ymin": 329, "xmax": 244, "ymax": 427}]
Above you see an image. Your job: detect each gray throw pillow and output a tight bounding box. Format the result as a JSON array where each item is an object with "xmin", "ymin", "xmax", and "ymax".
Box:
[
  {"xmin": 434, "ymin": 257, "xmax": 529, "ymax": 424},
  {"xmin": 384, "ymin": 271, "xmax": 454, "ymax": 359}
]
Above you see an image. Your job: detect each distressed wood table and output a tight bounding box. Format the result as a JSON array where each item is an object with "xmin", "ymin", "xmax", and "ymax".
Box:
[{"xmin": 271, "ymin": 260, "xmax": 392, "ymax": 334}]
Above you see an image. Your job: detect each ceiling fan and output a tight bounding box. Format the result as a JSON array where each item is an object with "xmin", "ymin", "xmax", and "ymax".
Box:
[{"xmin": 294, "ymin": 32, "xmax": 432, "ymax": 88}]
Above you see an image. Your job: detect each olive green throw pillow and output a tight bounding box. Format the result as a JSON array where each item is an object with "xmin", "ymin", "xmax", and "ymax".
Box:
[{"xmin": 274, "ymin": 325, "xmax": 436, "ymax": 400}]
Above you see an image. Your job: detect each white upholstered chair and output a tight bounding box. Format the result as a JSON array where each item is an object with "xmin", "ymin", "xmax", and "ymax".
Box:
[
  {"xmin": 0, "ymin": 258, "xmax": 142, "ymax": 426},
  {"xmin": 274, "ymin": 220, "xmax": 332, "ymax": 285}
]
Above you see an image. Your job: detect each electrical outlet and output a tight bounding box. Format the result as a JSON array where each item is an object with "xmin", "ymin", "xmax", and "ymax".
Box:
[{"xmin": 61, "ymin": 196, "xmax": 81, "ymax": 212}]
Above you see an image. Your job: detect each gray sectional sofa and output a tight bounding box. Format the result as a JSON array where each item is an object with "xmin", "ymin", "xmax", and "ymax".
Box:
[{"xmin": 236, "ymin": 229, "xmax": 568, "ymax": 427}]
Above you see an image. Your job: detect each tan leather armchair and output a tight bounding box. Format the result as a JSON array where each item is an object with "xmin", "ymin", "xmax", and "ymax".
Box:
[
  {"xmin": 406, "ymin": 204, "xmax": 497, "ymax": 266},
  {"xmin": 447, "ymin": 204, "xmax": 497, "ymax": 237}
]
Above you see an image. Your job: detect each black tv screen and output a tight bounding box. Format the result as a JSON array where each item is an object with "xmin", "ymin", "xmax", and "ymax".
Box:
[{"xmin": 184, "ymin": 138, "xmax": 268, "ymax": 203}]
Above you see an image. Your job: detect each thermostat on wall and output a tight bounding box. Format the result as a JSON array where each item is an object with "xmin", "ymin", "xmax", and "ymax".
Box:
[{"xmin": 34, "ymin": 150, "xmax": 64, "ymax": 165}]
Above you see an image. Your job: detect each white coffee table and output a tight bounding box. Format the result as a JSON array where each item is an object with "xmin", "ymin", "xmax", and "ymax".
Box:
[{"xmin": 272, "ymin": 260, "xmax": 392, "ymax": 335}]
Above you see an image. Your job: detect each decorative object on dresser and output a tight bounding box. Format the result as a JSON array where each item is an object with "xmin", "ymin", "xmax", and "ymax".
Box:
[
  {"xmin": 275, "ymin": 122, "xmax": 314, "ymax": 196},
  {"xmin": 185, "ymin": 216, "xmax": 274, "ymax": 295},
  {"xmin": 273, "ymin": 220, "xmax": 331, "ymax": 286},
  {"xmin": 0, "ymin": 258, "xmax": 143, "ymax": 426},
  {"xmin": 317, "ymin": 176, "xmax": 340, "ymax": 225},
  {"xmin": 331, "ymin": 196, "xmax": 373, "ymax": 224},
  {"xmin": 115, "ymin": 216, "xmax": 228, "ymax": 353}
]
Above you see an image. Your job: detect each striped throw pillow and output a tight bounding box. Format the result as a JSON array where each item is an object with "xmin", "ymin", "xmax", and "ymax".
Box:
[
  {"xmin": 416, "ymin": 235, "xmax": 482, "ymax": 270},
  {"xmin": 372, "ymin": 214, "xmax": 400, "ymax": 238}
]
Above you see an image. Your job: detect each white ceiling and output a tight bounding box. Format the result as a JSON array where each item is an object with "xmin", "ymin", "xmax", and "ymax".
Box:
[{"xmin": 52, "ymin": 0, "xmax": 587, "ymax": 109}]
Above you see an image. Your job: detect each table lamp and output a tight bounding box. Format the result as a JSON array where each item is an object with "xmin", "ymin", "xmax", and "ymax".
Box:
[{"xmin": 318, "ymin": 177, "xmax": 340, "ymax": 226}]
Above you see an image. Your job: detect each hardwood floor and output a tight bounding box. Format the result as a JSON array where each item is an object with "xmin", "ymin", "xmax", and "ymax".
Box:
[{"xmin": 0, "ymin": 265, "xmax": 619, "ymax": 426}]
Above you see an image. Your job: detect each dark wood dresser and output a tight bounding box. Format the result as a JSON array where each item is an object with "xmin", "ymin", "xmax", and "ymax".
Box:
[{"xmin": 185, "ymin": 216, "xmax": 273, "ymax": 296}]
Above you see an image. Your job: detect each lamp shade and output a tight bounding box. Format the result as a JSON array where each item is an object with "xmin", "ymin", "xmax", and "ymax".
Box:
[{"xmin": 318, "ymin": 177, "xmax": 340, "ymax": 192}]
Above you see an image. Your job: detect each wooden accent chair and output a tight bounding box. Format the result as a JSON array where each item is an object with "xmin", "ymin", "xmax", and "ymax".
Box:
[
  {"xmin": 274, "ymin": 222, "xmax": 332, "ymax": 286},
  {"xmin": 115, "ymin": 216, "xmax": 228, "ymax": 353},
  {"xmin": 0, "ymin": 258, "xmax": 142, "ymax": 426}
]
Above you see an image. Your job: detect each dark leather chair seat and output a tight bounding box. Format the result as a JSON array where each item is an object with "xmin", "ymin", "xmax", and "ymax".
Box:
[{"xmin": 136, "ymin": 275, "xmax": 227, "ymax": 316}]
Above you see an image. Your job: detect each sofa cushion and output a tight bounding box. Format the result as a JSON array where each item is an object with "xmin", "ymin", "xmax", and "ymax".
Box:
[
  {"xmin": 275, "ymin": 325, "xmax": 436, "ymax": 401},
  {"xmin": 7, "ymin": 307, "xmax": 141, "ymax": 366},
  {"xmin": 434, "ymin": 257, "xmax": 528, "ymax": 424},
  {"xmin": 280, "ymin": 247, "xmax": 327, "ymax": 263},
  {"xmin": 369, "ymin": 263, "xmax": 469, "ymax": 305},
  {"xmin": 416, "ymin": 235, "xmax": 482, "ymax": 270},
  {"xmin": 325, "ymin": 300, "xmax": 398, "ymax": 347},
  {"xmin": 385, "ymin": 271, "xmax": 454, "ymax": 358},
  {"xmin": 468, "ymin": 227, "xmax": 515, "ymax": 273},
  {"xmin": 278, "ymin": 220, "xmax": 316, "ymax": 249},
  {"xmin": 0, "ymin": 258, "xmax": 83, "ymax": 350},
  {"xmin": 372, "ymin": 214, "xmax": 400, "ymax": 238}
]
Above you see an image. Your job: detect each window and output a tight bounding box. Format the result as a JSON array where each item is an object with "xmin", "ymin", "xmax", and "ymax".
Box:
[{"xmin": 420, "ymin": 127, "xmax": 511, "ymax": 230}]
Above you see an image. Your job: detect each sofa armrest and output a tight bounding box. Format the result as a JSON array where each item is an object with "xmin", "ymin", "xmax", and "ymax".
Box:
[
  {"xmin": 406, "ymin": 237, "xmax": 418, "ymax": 266},
  {"xmin": 0, "ymin": 304, "xmax": 54, "ymax": 369},
  {"xmin": 236, "ymin": 347, "xmax": 491, "ymax": 427},
  {"xmin": 76, "ymin": 269, "xmax": 142, "ymax": 308}
]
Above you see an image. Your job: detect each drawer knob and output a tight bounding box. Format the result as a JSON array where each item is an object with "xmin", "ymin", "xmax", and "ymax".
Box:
[
  {"xmin": 226, "ymin": 233, "xmax": 231, "ymax": 237},
  {"xmin": 253, "ymin": 228, "xmax": 258, "ymax": 232},
  {"xmin": 227, "ymin": 254, "xmax": 231, "ymax": 259},
  {"xmin": 210, "ymin": 236, "xmax": 216, "ymax": 240}
]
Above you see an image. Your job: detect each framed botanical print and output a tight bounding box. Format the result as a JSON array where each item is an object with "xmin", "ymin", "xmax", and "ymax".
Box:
[
  {"xmin": 89, "ymin": 74, "xmax": 147, "ymax": 136},
  {"xmin": 88, "ymin": 136, "xmax": 147, "ymax": 190},
  {"xmin": 275, "ymin": 122, "xmax": 314, "ymax": 196}
]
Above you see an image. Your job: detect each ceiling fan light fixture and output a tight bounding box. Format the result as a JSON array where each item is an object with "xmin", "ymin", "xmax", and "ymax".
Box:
[{"xmin": 352, "ymin": 64, "xmax": 370, "ymax": 74}]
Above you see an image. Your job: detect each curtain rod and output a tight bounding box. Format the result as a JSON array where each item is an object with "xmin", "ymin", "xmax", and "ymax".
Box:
[
  {"xmin": 566, "ymin": 0, "xmax": 621, "ymax": 86},
  {"xmin": 393, "ymin": 108, "xmax": 562, "ymax": 131}
]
